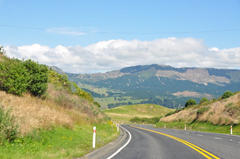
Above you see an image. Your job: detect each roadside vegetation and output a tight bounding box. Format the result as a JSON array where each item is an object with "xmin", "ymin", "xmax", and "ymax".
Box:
[
  {"xmin": 0, "ymin": 48, "xmax": 119, "ymax": 158},
  {"xmin": 157, "ymin": 90, "xmax": 240, "ymax": 135}
]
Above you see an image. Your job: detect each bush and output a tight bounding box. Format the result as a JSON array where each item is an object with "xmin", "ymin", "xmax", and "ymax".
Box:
[
  {"xmin": 0, "ymin": 58, "xmax": 48, "ymax": 96},
  {"xmin": 199, "ymin": 97, "xmax": 209, "ymax": 104},
  {"xmin": 0, "ymin": 106, "xmax": 19, "ymax": 145},
  {"xmin": 185, "ymin": 99, "xmax": 196, "ymax": 107},
  {"xmin": 221, "ymin": 91, "xmax": 234, "ymax": 99},
  {"xmin": 0, "ymin": 59, "xmax": 29, "ymax": 96},
  {"xmin": 23, "ymin": 59, "xmax": 48, "ymax": 96},
  {"xmin": 197, "ymin": 106, "xmax": 210, "ymax": 114},
  {"xmin": 165, "ymin": 108, "xmax": 184, "ymax": 117}
]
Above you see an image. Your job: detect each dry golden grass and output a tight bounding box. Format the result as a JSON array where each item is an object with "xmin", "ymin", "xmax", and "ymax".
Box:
[
  {"xmin": 0, "ymin": 91, "xmax": 73, "ymax": 135},
  {"xmin": 0, "ymin": 83, "xmax": 106, "ymax": 135},
  {"xmin": 161, "ymin": 92, "xmax": 240, "ymax": 125}
]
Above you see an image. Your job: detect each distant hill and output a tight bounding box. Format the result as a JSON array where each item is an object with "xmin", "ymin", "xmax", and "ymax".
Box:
[
  {"xmin": 50, "ymin": 66, "xmax": 65, "ymax": 74},
  {"xmin": 59, "ymin": 64, "xmax": 240, "ymax": 109}
]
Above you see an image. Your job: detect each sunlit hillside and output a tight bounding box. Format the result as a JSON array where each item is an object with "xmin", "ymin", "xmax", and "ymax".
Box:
[
  {"xmin": 0, "ymin": 52, "xmax": 118, "ymax": 158},
  {"xmin": 104, "ymin": 104, "xmax": 174, "ymax": 123},
  {"xmin": 161, "ymin": 92, "xmax": 240, "ymax": 126}
]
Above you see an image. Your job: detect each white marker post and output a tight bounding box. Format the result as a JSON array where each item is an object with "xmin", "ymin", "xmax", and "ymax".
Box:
[
  {"xmin": 117, "ymin": 123, "xmax": 119, "ymax": 132},
  {"xmin": 93, "ymin": 126, "xmax": 96, "ymax": 148},
  {"xmin": 185, "ymin": 125, "xmax": 186, "ymax": 131},
  {"xmin": 230, "ymin": 125, "xmax": 232, "ymax": 135},
  {"xmin": 164, "ymin": 124, "xmax": 166, "ymax": 128}
]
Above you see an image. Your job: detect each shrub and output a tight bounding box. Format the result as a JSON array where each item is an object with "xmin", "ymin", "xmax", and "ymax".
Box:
[
  {"xmin": 93, "ymin": 101, "xmax": 101, "ymax": 108},
  {"xmin": 221, "ymin": 91, "xmax": 234, "ymax": 99},
  {"xmin": 0, "ymin": 58, "xmax": 48, "ymax": 96},
  {"xmin": 197, "ymin": 106, "xmax": 210, "ymax": 114},
  {"xmin": 0, "ymin": 106, "xmax": 19, "ymax": 145},
  {"xmin": 185, "ymin": 99, "xmax": 197, "ymax": 107},
  {"xmin": 0, "ymin": 59, "xmax": 29, "ymax": 96},
  {"xmin": 165, "ymin": 108, "xmax": 184, "ymax": 117},
  {"xmin": 23, "ymin": 59, "xmax": 48, "ymax": 96},
  {"xmin": 199, "ymin": 97, "xmax": 209, "ymax": 104}
]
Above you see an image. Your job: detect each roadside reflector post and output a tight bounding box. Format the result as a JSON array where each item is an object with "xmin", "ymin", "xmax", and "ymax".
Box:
[
  {"xmin": 231, "ymin": 125, "xmax": 232, "ymax": 135},
  {"xmin": 117, "ymin": 123, "xmax": 119, "ymax": 132},
  {"xmin": 185, "ymin": 125, "xmax": 186, "ymax": 131},
  {"xmin": 93, "ymin": 126, "xmax": 96, "ymax": 148},
  {"xmin": 164, "ymin": 124, "xmax": 166, "ymax": 128}
]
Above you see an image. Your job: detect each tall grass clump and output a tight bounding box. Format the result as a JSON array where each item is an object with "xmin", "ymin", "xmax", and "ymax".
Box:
[{"xmin": 0, "ymin": 106, "xmax": 19, "ymax": 145}]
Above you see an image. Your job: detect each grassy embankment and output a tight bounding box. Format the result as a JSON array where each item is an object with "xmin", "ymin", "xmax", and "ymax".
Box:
[
  {"xmin": 157, "ymin": 91, "xmax": 240, "ymax": 135},
  {"xmin": 0, "ymin": 53, "xmax": 119, "ymax": 158},
  {"xmin": 104, "ymin": 104, "xmax": 174, "ymax": 123}
]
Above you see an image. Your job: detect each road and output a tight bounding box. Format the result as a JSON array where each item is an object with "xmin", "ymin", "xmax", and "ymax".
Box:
[{"xmin": 107, "ymin": 125, "xmax": 240, "ymax": 159}]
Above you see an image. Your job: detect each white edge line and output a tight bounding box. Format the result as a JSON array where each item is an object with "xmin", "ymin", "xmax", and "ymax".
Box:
[{"xmin": 106, "ymin": 126, "xmax": 132, "ymax": 159}]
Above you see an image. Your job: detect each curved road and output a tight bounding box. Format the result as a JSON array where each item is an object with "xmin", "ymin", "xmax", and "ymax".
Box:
[{"xmin": 107, "ymin": 125, "xmax": 240, "ymax": 159}]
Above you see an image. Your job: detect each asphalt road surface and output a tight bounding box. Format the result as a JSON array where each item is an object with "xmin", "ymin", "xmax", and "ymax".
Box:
[{"xmin": 107, "ymin": 125, "xmax": 240, "ymax": 159}]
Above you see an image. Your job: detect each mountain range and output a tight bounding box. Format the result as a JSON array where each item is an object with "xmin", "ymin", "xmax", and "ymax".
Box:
[{"xmin": 51, "ymin": 64, "xmax": 240, "ymax": 109}]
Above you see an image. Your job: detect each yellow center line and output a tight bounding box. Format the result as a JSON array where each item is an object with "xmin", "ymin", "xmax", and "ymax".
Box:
[{"xmin": 130, "ymin": 125, "xmax": 220, "ymax": 159}]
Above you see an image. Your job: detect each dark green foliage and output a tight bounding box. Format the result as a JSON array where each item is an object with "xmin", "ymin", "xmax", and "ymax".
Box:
[
  {"xmin": 129, "ymin": 116, "xmax": 161, "ymax": 124},
  {"xmin": 199, "ymin": 97, "xmax": 209, "ymax": 104},
  {"xmin": 221, "ymin": 90, "xmax": 234, "ymax": 99},
  {"xmin": 165, "ymin": 108, "xmax": 184, "ymax": 117},
  {"xmin": 185, "ymin": 99, "xmax": 197, "ymax": 107},
  {"xmin": 23, "ymin": 60, "xmax": 48, "ymax": 96},
  {"xmin": 0, "ymin": 106, "xmax": 19, "ymax": 145},
  {"xmin": 93, "ymin": 101, "xmax": 101, "ymax": 108},
  {"xmin": 0, "ymin": 46, "xmax": 6, "ymax": 55},
  {"xmin": 197, "ymin": 106, "xmax": 210, "ymax": 114},
  {"xmin": 0, "ymin": 57, "xmax": 48, "ymax": 96},
  {"xmin": 0, "ymin": 59, "xmax": 29, "ymax": 96}
]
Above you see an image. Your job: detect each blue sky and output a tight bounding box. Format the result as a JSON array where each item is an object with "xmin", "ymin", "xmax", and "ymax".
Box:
[{"xmin": 1, "ymin": 0, "xmax": 240, "ymax": 73}]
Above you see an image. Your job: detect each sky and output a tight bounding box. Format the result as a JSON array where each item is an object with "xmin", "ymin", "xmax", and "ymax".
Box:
[{"xmin": 0, "ymin": 0, "xmax": 240, "ymax": 73}]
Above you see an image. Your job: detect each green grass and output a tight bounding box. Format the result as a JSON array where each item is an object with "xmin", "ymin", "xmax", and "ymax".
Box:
[
  {"xmin": 104, "ymin": 104, "xmax": 174, "ymax": 123},
  {"xmin": 156, "ymin": 121, "xmax": 240, "ymax": 136},
  {"xmin": 0, "ymin": 122, "xmax": 119, "ymax": 159},
  {"xmin": 95, "ymin": 96, "xmax": 147, "ymax": 109}
]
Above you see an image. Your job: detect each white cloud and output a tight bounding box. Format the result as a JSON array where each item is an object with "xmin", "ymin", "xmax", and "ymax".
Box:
[{"xmin": 5, "ymin": 38, "xmax": 240, "ymax": 73}]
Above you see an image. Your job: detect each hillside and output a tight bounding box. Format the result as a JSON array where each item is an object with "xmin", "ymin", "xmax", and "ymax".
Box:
[
  {"xmin": 103, "ymin": 104, "xmax": 174, "ymax": 123},
  {"xmin": 0, "ymin": 51, "xmax": 118, "ymax": 158},
  {"xmin": 65, "ymin": 64, "xmax": 240, "ymax": 109},
  {"xmin": 157, "ymin": 91, "xmax": 240, "ymax": 135},
  {"xmin": 161, "ymin": 92, "xmax": 240, "ymax": 125}
]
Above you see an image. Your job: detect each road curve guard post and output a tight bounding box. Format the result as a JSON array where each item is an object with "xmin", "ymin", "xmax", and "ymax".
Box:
[
  {"xmin": 184, "ymin": 125, "xmax": 186, "ymax": 131},
  {"xmin": 231, "ymin": 125, "xmax": 232, "ymax": 135},
  {"xmin": 93, "ymin": 126, "xmax": 96, "ymax": 148},
  {"xmin": 117, "ymin": 123, "xmax": 119, "ymax": 132}
]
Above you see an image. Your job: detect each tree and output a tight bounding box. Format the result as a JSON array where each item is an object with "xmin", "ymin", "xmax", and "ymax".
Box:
[
  {"xmin": 0, "ymin": 46, "xmax": 6, "ymax": 55},
  {"xmin": 199, "ymin": 97, "xmax": 209, "ymax": 104},
  {"xmin": 185, "ymin": 99, "xmax": 196, "ymax": 107},
  {"xmin": 221, "ymin": 91, "xmax": 233, "ymax": 99}
]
